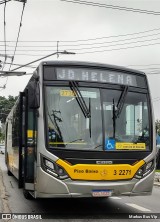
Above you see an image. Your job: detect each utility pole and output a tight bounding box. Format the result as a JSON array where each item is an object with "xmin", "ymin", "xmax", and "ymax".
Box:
[{"xmin": 11, "ymin": 50, "xmax": 76, "ymax": 72}]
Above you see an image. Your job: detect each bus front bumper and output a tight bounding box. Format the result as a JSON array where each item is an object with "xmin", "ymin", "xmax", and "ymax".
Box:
[{"xmin": 34, "ymin": 167, "xmax": 155, "ymax": 198}]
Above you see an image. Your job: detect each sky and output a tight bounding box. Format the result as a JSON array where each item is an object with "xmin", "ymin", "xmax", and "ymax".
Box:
[{"xmin": 0, "ymin": 0, "xmax": 160, "ymax": 119}]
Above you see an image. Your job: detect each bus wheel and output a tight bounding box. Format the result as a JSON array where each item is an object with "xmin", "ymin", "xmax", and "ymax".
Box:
[
  {"xmin": 6, "ymin": 154, "xmax": 13, "ymax": 176},
  {"xmin": 7, "ymin": 165, "xmax": 13, "ymax": 176},
  {"xmin": 7, "ymin": 169, "xmax": 13, "ymax": 176},
  {"xmin": 23, "ymin": 189, "xmax": 33, "ymax": 200}
]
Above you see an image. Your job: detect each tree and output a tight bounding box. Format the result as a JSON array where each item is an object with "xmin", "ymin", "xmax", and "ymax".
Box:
[
  {"xmin": 155, "ymin": 119, "xmax": 160, "ymax": 135},
  {"xmin": 0, "ymin": 95, "xmax": 18, "ymax": 124},
  {"xmin": 0, "ymin": 127, "xmax": 5, "ymax": 143}
]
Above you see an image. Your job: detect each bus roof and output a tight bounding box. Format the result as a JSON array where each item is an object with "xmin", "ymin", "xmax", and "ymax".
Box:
[{"xmin": 38, "ymin": 60, "xmax": 146, "ymax": 76}]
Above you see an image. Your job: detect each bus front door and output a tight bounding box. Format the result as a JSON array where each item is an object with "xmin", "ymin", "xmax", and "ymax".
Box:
[{"xmin": 19, "ymin": 91, "xmax": 36, "ymax": 197}]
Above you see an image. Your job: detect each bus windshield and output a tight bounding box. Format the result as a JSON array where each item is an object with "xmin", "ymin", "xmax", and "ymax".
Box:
[{"xmin": 45, "ymin": 86, "xmax": 150, "ymax": 151}]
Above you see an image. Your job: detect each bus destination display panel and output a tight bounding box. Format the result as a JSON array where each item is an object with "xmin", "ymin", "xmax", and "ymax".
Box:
[{"xmin": 56, "ymin": 67, "xmax": 146, "ymax": 88}]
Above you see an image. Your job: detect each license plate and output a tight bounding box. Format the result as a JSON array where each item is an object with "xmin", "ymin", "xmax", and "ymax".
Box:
[{"xmin": 92, "ymin": 190, "xmax": 112, "ymax": 197}]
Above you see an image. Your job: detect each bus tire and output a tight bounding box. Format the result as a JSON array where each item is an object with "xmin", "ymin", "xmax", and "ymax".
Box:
[
  {"xmin": 23, "ymin": 189, "xmax": 33, "ymax": 200},
  {"xmin": 6, "ymin": 155, "xmax": 13, "ymax": 176},
  {"xmin": 7, "ymin": 169, "xmax": 13, "ymax": 176}
]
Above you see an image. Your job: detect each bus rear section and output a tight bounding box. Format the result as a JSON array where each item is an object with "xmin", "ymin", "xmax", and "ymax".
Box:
[{"xmin": 5, "ymin": 61, "xmax": 157, "ymax": 199}]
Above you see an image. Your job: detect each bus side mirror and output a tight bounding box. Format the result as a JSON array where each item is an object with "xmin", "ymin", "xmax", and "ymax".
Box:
[{"xmin": 28, "ymin": 80, "xmax": 40, "ymax": 109}]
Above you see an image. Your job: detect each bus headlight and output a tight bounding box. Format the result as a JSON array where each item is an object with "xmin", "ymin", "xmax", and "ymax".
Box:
[
  {"xmin": 41, "ymin": 156, "xmax": 69, "ymax": 180},
  {"xmin": 135, "ymin": 168, "xmax": 143, "ymax": 178},
  {"xmin": 134, "ymin": 160, "xmax": 155, "ymax": 179},
  {"xmin": 45, "ymin": 159, "xmax": 55, "ymax": 170}
]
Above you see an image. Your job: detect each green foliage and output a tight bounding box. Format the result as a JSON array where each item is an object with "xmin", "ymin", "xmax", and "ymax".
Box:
[
  {"xmin": 0, "ymin": 95, "xmax": 17, "ymax": 142},
  {"xmin": 155, "ymin": 119, "xmax": 160, "ymax": 135},
  {"xmin": 0, "ymin": 95, "xmax": 18, "ymax": 124},
  {"xmin": 0, "ymin": 127, "xmax": 5, "ymax": 143}
]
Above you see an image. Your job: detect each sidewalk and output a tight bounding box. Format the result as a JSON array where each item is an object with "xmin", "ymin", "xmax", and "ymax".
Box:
[{"xmin": 154, "ymin": 172, "xmax": 160, "ymax": 186}]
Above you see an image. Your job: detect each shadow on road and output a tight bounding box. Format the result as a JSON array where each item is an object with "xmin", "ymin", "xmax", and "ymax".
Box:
[{"xmin": 31, "ymin": 197, "xmax": 131, "ymax": 219}]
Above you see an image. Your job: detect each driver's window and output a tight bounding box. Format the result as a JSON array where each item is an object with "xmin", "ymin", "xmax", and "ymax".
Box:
[
  {"xmin": 126, "ymin": 104, "xmax": 142, "ymax": 136},
  {"xmin": 126, "ymin": 102, "xmax": 148, "ymax": 137}
]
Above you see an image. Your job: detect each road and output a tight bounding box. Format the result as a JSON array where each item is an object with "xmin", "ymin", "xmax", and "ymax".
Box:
[{"xmin": 0, "ymin": 154, "xmax": 160, "ymax": 221}]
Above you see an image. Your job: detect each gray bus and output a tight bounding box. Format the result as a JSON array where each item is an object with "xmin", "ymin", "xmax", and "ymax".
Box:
[{"xmin": 5, "ymin": 61, "xmax": 157, "ymax": 199}]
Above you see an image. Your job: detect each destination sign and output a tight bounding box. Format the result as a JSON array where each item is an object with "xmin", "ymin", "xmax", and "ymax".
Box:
[{"xmin": 56, "ymin": 68, "xmax": 138, "ymax": 86}]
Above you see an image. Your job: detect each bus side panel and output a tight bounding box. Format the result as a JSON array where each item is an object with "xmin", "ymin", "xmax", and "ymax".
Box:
[{"xmin": 5, "ymin": 102, "xmax": 20, "ymax": 180}]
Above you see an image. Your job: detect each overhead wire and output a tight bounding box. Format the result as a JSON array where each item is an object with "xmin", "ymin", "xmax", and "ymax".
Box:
[
  {"xmin": 0, "ymin": 3, "xmax": 160, "ymax": 71},
  {"xmin": 146, "ymin": 72, "xmax": 160, "ymax": 75},
  {"xmin": 0, "ymin": 0, "xmax": 7, "ymax": 90},
  {"xmin": 2, "ymin": 1, "xmax": 26, "ymax": 90},
  {"xmin": 153, "ymin": 98, "xmax": 160, "ymax": 102},
  {"xmin": 1, "ymin": 35, "xmax": 160, "ymax": 57},
  {"xmin": 137, "ymin": 67, "xmax": 160, "ymax": 71},
  {"xmin": 1, "ymin": 35, "xmax": 160, "ymax": 52},
  {"xmin": 127, "ymin": 64, "xmax": 160, "ymax": 67},
  {"xmin": 1, "ymin": 40, "xmax": 160, "ymax": 57},
  {"xmin": 1, "ymin": 31, "xmax": 160, "ymax": 49},
  {"xmin": 4, "ymin": 62, "xmax": 36, "ymax": 68},
  {"xmin": 10, "ymin": 51, "xmax": 73, "ymax": 72},
  {"xmin": 9, "ymin": 2, "xmax": 26, "ymax": 70},
  {"xmin": 0, "ymin": 27, "xmax": 160, "ymax": 63},
  {"xmin": 66, "ymin": 35, "xmax": 160, "ymax": 51},
  {"xmin": 76, "ymin": 41, "xmax": 160, "ymax": 54},
  {"xmin": 0, "ymin": 0, "xmax": 11, "ymax": 5},
  {"xmin": 1, "ymin": 0, "xmax": 7, "ymax": 71},
  {"xmin": 60, "ymin": 0, "xmax": 160, "ymax": 16},
  {"xmin": 1, "ymin": 27, "xmax": 160, "ymax": 43},
  {"xmin": 127, "ymin": 66, "xmax": 160, "ymax": 74}
]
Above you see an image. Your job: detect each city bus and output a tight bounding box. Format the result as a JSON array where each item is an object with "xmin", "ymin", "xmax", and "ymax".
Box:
[{"xmin": 5, "ymin": 61, "xmax": 157, "ymax": 199}]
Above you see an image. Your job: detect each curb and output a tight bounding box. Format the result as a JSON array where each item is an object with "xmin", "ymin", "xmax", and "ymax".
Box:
[
  {"xmin": 154, "ymin": 182, "xmax": 160, "ymax": 186},
  {"xmin": 154, "ymin": 173, "xmax": 160, "ymax": 186},
  {"xmin": 154, "ymin": 172, "xmax": 160, "ymax": 186}
]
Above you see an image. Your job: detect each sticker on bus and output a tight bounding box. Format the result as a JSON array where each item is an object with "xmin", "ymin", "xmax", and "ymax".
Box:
[
  {"xmin": 105, "ymin": 139, "xmax": 115, "ymax": 150},
  {"xmin": 115, "ymin": 142, "xmax": 146, "ymax": 150},
  {"xmin": 60, "ymin": 90, "xmax": 75, "ymax": 97},
  {"xmin": 60, "ymin": 90, "xmax": 97, "ymax": 98}
]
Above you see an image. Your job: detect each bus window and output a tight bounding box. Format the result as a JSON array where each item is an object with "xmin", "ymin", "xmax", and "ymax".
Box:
[
  {"xmin": 125, "ymin": 102, "xmax": 149, "ymax": 138},
  {"xmin": 102, "ymin": 89, "xmax": 150, "ymax": 151},
  {"xmin": 45, "ymin": 87, "xmax": 102, "ymax": 150},
  {"xmin": 12, "ymin": 105, "xmax": 19, "ymax": 147}
]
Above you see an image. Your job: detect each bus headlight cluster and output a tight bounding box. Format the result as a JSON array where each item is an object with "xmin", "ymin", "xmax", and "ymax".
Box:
[
  {"xmin": 134, "ymin": 160, "xmax": 155, "ymax": 179},
  {"xmin": 45, "ymin": 159, "xmax": 55, "ymax": 170},
  {"xmin": 41, "ymin": 156, "xmax": 69, "ymax": 180}
]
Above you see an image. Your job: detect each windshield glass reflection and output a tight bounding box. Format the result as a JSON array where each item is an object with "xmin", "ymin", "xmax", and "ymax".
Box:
[
  {"xmin": 45, "ymin": 86, "xmax": 150, "ymax": 151},
  {"xmin": 46, "ymin": 87, "xmax": 102, "ymax": 150}
]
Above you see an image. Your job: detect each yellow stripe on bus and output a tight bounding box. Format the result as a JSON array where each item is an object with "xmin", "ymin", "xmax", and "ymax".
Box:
[
  {"xmin": 49, "ymin": 142, "xmax": 86, "ymax": 145},
  {"xmin": 56, "ymin": 159, "xmax": 145, "ymax": 181},
  {"xmin": 27, "ymin": 130, "xmax": 37, "ymax": 138}
]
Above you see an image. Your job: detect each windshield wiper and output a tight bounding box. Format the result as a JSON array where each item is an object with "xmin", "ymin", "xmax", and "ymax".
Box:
[
  {"xmin": 112, "ymin": 85, "xmax": 128, "ymax": 138},
  {"xmin": 70, "ymin": 81, "xmax": 91, "ymax": 118},
  {"xmin": 47, "ymin": 109, "xmax": 62, "ymax": 139},
  {"xmin": 94, "ymin": 144, "xmax": 103, "ymax": 150},
  {"xmin": 115, "ymin": 85, "xmax": 128, "ymax": 118}
]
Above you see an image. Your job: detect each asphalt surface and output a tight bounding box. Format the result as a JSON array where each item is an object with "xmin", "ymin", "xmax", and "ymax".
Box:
[{"xmin": 0, "ymin": 153, "xmax": 160, "ymax": 222}]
